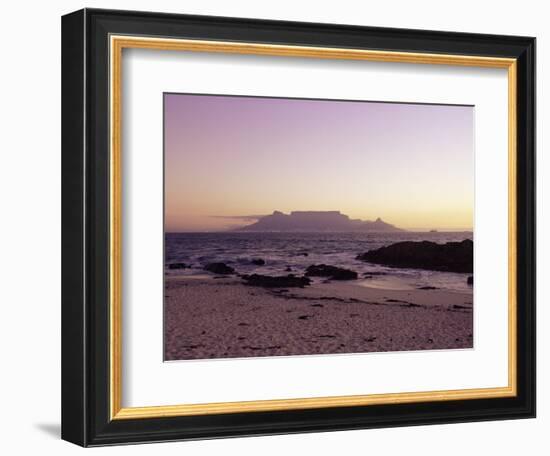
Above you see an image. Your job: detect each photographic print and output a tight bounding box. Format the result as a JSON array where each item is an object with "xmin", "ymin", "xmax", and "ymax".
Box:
[
  {"xmin": 62, "ymin": 11, "xmax": 535, "ymax": 444},
  {"xmin": 163, "ymin": 93, "xmax": 474, "ymax": 361}
]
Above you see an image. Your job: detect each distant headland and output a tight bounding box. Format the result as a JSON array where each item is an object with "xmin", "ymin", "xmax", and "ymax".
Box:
[{"xmin": 232, "ymin": 210, "xmax": 404, "ymax": 232}]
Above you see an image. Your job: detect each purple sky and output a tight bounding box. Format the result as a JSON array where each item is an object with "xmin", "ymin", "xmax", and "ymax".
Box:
[{"xmin": 165, "ymin": 93, "xmax": 473, "ymax": 232}]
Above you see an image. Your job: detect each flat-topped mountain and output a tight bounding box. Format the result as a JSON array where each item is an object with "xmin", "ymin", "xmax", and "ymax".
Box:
[{"xmin": 233, "ymin": 211, "xmax": 403, "ymax": 232}]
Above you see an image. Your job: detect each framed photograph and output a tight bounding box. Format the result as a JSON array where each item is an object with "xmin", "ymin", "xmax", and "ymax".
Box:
[{"xmin": 61, "ymin": 8, "xmax": 536, "ymax": 447}]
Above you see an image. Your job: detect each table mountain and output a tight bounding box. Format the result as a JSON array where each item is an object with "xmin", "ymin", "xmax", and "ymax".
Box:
[{"xmin": 233, "ymin": 211, "xmax": 403, "ymax": 232}]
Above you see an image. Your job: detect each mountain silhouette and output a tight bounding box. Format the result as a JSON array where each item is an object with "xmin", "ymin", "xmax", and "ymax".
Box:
[{"xmin": 233, "ymin": 211, "xmax": 403, "ymax": 232}]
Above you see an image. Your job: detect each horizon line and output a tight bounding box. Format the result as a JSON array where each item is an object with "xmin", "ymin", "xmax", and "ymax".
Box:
[{"xmin": 164, "ymin": 228, "xmax": 474, "ymax": 234}]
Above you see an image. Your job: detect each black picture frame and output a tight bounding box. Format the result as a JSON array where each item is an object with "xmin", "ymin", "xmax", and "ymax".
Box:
[{"xmin": 62, "ymin": 8, "xmax": 536, "ymax": 447}]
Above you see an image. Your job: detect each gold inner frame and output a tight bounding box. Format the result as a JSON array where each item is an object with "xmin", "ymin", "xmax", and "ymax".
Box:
[{"xmin": 109, "ymin": 35, "xmax": 517, "ymax": 420}]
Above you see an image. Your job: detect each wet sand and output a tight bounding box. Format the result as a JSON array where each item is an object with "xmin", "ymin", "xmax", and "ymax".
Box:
[{"xmin": 164, "ymin": 276, "xmax": 473, "ymax": 361}]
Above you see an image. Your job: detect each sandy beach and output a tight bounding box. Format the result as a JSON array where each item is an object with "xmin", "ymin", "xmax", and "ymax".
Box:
[{"xmin": 164, "ymin": 276, "xmax": 473, "ymax": 361}]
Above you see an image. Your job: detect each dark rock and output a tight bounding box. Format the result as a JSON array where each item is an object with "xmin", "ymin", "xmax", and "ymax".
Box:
[
  {"xmin": 364, "ymin": 271, "xmax": 386, "ymax": 277},
  {"xmin": 363, "ymin": 271, "xmax": 390, "ymax": 279},
  {"xmin": 168, "ymin": 262, "xmax": 188, "ymax": 270},
  {"xmin": 241, "ymin": 274, "xmax": 311, "ymax": 288},
  {"xmin": 452, "ymin": 304, "xmax": 470, "ymax": 310},
  {"xmin": 417, "ymin": 286, "xmax": 438, "ymax": 290},
  {"xmin": 251, "ymin": 258, "xmax": 265, "ymax": 266},
  {"xmin": 467, "ymin": 276, "xmax": 474, "ymax": 285},
  {"xmin": 305, "ymin": 264, "xmax": 358, "ymax": 280},
  {"xmin": 285, "ymin": 266, "xmax": 293, "ymax": 272},
  {"xmin": 357, "ymin": 239, "xmax": 473, "ymax": 273},
  {"xmin": 271, "ymin": 289, "xmax": 289, "ymax": 294},
  {"xmin": 204, "ymin": 262, "xmax": 235, "ymax": 275}
]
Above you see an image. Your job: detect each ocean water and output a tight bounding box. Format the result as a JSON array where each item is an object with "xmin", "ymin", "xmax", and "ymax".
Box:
[{"xmin": 165, "ymin": 232, "xmax": 473, "ymax": 292}]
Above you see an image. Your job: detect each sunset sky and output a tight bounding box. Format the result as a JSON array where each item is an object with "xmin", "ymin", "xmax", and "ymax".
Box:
[{"xmin": 165, "ymin": 93, "xmax": 473, "ymax": 232}]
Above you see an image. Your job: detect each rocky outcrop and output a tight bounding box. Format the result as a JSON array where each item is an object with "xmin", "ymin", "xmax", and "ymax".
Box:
[
  {"xmin": 305, "ymin": 264, "xmax": 358, "ymax": 280},
  {"xmin": 357, "ymin": 239, "xmax": 473, "ymax": 273},
  {"xmin": 204, "ymin": 262, "xmax": 235, "ymax": 275},
  {"xmin": 168, "ymin": 262, "xmax": 189, "ymax": 270},
  {"xmin": 251, "ymin": 258, "xmax": 266, "ymax": 266},
  {"xmin": 241, "ymin": 274, "xmax": 311, "ymax": 288}
]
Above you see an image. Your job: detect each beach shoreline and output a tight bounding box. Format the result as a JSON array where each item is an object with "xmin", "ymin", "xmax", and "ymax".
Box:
[{"xmin": 164, "ymin": 275, "xmax": 473, "ymax": 361}]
